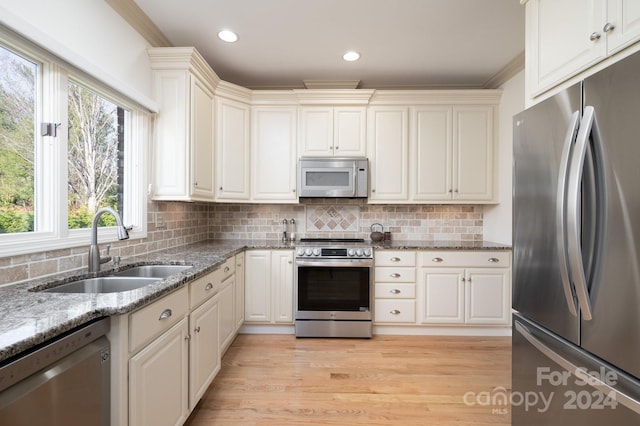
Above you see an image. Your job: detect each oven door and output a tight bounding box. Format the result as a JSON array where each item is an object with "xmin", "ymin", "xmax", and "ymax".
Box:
[{"xmin": 295, "ymin": 258, "xmax": 373, "ymax": 320}]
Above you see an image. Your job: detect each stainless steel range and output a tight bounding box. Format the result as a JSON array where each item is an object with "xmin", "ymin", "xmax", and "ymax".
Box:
[{"xmin": 294, "ymin": 238, "xmax": 373, "ymax": 338}]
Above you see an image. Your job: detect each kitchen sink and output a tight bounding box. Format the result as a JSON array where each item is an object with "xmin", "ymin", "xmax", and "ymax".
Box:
[
  {"xmin": 112, "ymin": 265, "xmax": 193, "ymax": 278},
  {"xmin": 42, "ymin": 277, "xmax": 161, "ymax": 294}
]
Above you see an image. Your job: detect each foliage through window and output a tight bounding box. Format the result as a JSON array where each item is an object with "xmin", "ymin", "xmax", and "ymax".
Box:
[
  {"xmin": 0, "ymin": 45, "xmax": 36, "ymax": 233},
  {"xmin": 67, "ymin": 82, "xmax": 125, "ymax": 229}
]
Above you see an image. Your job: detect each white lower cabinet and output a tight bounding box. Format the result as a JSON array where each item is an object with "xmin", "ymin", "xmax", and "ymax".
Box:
[
  {"xmin": 417, "ymin": 251, "xmax": 511, "ymax": 326},
  {"xmin": 244, "ymin": 249, "xmax": 294, "ymax": 324},
  {"xmin": 234, "ymin": 253, "xmax": 245, "ymax": 332},
  {"xmin": 188, "ymin": 295, "xmax": 220, "ymax": 410},
  {"xmin": 374, "ymin": 251, "xmax": 417, "ymax": 324},
  {"xmin": 218, "ymin": 276, "xmax": 235, "ymax": 354}
]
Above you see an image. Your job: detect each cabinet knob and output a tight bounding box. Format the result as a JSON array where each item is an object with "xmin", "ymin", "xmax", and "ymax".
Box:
[
  {"xmin": 292, "ymin": 188, "xmax": 296, "ymax": 193},
  {"xmin": 390, "ymin": 273, "xmax": 401, "ymax": 278},
  {"xmin": 372, "ymin": 189, "xmax": 376, "ymax": 193},
  {"xmin": 390, "ymin": 257, "xmax": 401, "ymax": 262},
  {"xmin": 219, "ymin": 186, "xmax": 223, "ymax": 190},
  {"xmin": 205, "ymin": 283, "xmax": 213, "ymax": 291},
  {"xmin": 224, "ymin": 266, "xmax": 230, "ymax": 273},
  {"xmin": 488, "ymin": 257, "xmax": 500, "ymax": 263},
  {"xmin": 194, "ymin": 326, "xmax": 201, "ymax": 333},
  {"xmin": 461, "ymin": 277, "xmax": 466, "ymax": 282},
  {"xmin": 390, "ymin": 289, "xmax": 401, "ymax": 294},
  {"xmin": 390, "ymin": 310, "xmax": 401, "ymax": 315},
  {"xmin": 335, "ymin": 146, "xmax": 339, "ymax": 150},
  {"xmin": 330, "ymin": 146, "xmax": 334, "ymax": 150},
  {"xmin": 288, "ymin": 260, "xmax": 293, "ymax": 264},
  {"xmin": 158, "ymin": 309, "xmax": 172, "ymax": 320},
  {"xmin": 432, "ymin": 257, "xmax": 443, "ymax": 263},
  {"xmin": 449, "ymin": 189, "xmax": 452, "ymax": 193},
  {"xmin": 590, "ymin": 32, "xmax": 601, "ymax": 41},
  {"xmin": 603, "ymin": 22, "xmax": 616, "ymax": 33}
]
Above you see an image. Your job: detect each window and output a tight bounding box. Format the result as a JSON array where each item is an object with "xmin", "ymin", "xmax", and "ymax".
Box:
[{"xmin": 0, "ymin": 30, "xmax": 148, "ymax": 257}]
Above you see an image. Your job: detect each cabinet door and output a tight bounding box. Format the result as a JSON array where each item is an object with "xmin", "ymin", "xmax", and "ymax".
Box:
[
  {"xmin": 299, "ymin": 107, "xmax": 333, "ymax": 157},
  {"xmin": 411, "ymin": 106, "xmax": 453, "ymax": 200},
  {"xmin": 453, "ymin": 106, "xmax": 495, "ymax": 201},
  {"xmin": 189, "ymin": 296, "xmax": 220, "ymax": 409},
  {"xmin": 216, "ymin": 97, "xmax": 250, "ymax": 200},
  {"xmin": 272, "ymin": 251, "xmax": 294, "ymax": 323},
  {"xmin": 129, "ymin": 318, "xmax": 189, "ymax": 426},
  {"xmin": 219, "ymin": 277, "xmax": 235, "ymax": 353},
  {"xmin": 191, "ymin": 77, "xmax": 215, "ymax": 199},
  {"xmin": 418, "ymin": 268, "xmax": 465, "ymax": 324},
  {"xmin": 244, "ymin": 250, "xmax": 271, "ymax": 322},
  {"xmin": 528, "ymin": 0, "xmax": 607, "ymax": 95},
  {"xmin": 334, "ymin": 107, "xmax": 366, "ymax": 157},
  {"xmin": 367, "ymin": 107, "xmax": 409, "ymax": 202},
  {"xmin": 607, "ymin": 0, "xmax": 640, "ymax": 54},
  {"xmin": 465, "ymin": 268, "xmax": 510, "ymax": 325},
  {"xmin": 251, "ymin": 107, "xmax": 298, "ymax": 202},
  {"xmin": 234, "ymin": 253, "xmax": 245, "ymax": 331}
]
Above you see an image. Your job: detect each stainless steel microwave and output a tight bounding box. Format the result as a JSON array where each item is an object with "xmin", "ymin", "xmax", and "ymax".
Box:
[{"xmin": 298, "ymin": 158, "xmax": 368, "ymax": 198}]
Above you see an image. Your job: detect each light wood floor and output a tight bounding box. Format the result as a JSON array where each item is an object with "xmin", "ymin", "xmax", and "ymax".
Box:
[{"xmin": 185, "ymin": 334, "xmax": 511, "ymax": 426}]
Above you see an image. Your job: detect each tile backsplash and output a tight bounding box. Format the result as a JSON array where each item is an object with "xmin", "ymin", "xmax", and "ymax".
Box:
[{"xmin": 1, "ymin": 199, "xmax": 482, "ymax": 285}]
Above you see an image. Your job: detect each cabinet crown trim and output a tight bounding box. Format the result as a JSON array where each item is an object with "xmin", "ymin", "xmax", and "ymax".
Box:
[
  {"xmin": 293, "ymin": 89, "xmax": 376, "ymax": 105},
  {"xmin": 216, "ymin": 81, "xmax": 253, "ymax": 103},
  {"xmin": 369, "ymin": 89, "xmax": 502, "ymax": 105},
  {"xmin": 148, "ymin": 47, "xmax": 220, "ymax": 91}
]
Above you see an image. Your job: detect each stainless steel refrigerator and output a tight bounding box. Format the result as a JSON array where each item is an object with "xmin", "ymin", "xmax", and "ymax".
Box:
[{"xmin": 512, "ymin": 50, "xmax": 640, "ymax": 424}]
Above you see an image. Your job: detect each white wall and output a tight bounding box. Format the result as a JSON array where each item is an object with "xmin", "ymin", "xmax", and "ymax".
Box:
[
  {"xmin": 0, "ymin": 0, "xmax": 155, "ymax": 109},
  {"xmin": 483, "ymin": 70, "xmax": 525, "ymax": 245}
]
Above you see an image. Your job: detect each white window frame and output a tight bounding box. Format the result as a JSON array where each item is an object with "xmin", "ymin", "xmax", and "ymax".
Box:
[{"xmin": 0, "ymin": 27, "xmax": 148, "ymax": 258}]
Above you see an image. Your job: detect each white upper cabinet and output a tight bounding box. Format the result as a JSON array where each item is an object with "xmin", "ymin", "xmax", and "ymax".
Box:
[
  {"xmin": 251, "ymin": 106, "xmax": 298, "ymax": 202},
  {"xmin": 298, "ymin": 106, "xmax": 367, "ymax": 157},
  {"xmin": 527, "ymin": 0, "xmax": 640, "ymax": 99},
  {"xmin": 149, "ymin": 47, "xmax": 219, "ymax": 202},
  {"xmin": 367, "ymin": 106, "xmax": 410, "ymax": 202},
  {"xmin": 215, "ymin": 83, "xmax": 251, "ymax": 201}
]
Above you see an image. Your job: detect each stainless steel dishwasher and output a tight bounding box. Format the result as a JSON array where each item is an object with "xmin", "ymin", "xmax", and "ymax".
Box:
[{"xmin": 0, "ymin": 317, "xmax": 110, "ymax": 426}]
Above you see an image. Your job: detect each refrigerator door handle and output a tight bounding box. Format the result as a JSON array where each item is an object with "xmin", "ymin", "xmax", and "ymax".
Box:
[
  {"xmin": 566, "ymin": 106, "xmax": 596, "ymax": 321},
  {"xmin": 556, "ymin": 111, "xmax": 581, "ymax": 317},
  {"xmin": 515, "ymin": 320, "xmax": 640, "ymax": 415}
]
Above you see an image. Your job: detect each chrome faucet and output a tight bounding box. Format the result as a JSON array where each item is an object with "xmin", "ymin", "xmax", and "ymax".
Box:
[{"xmin": 88, "ymin": 207, "xmax": 131, "ymax": 273}]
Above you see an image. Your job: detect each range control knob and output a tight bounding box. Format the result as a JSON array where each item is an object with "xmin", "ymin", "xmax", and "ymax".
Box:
[
  {"xmin": 347, "ymin": 249, "xmax": 356, "ymax": 257},
  {"xmin": 296, "ymin": 248, "xmax": 305, "ymax": 257},
  {"xmin": 304, "ymin": 248, "xmax": 313, "ymax": 256},
  {"xmin": 356, "ymin": 249, "xmax": 363, "ymax": 257},
  {"xmin": 363, "ymin": 248, "xmax": 372, "ymax": 257},
  {"xmin": 312, "ymin": 248, "xmax": 321, "ymax": 256}
]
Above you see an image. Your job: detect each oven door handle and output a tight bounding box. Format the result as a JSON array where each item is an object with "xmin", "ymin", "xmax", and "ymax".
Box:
[{"xmin": 295, "ymin": 259, "xmax": 373, "ymax": 268}]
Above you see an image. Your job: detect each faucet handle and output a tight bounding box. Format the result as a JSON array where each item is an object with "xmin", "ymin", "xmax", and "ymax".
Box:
[{"xmin": 105, "ymin": 243, "xmax": 111, "ymax": 256}]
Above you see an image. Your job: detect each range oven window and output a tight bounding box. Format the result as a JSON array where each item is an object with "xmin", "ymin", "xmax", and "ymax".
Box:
[{"xmin": 297, "ymin": 266, "xmax": 370, "ymax": 311}]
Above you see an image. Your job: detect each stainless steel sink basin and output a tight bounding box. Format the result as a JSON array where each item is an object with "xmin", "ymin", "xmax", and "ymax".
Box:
[
  {"xmin": 42, "ymin": 277, "xmax": 161, "ymax": 294},
  {"xmin": 112, "ymin": 265, "xmax": 193, "ymax": 278}
]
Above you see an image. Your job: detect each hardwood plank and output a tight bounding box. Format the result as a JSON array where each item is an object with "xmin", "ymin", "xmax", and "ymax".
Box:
[{"xmin": 185, "ymin": 334, "xmax": 511, "ymax": 426}]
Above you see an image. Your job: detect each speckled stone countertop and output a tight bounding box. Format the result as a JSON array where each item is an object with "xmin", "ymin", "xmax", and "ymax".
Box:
[{"xmin": 0, "ymin": 238, "xmax": 508, "ymax": 364}]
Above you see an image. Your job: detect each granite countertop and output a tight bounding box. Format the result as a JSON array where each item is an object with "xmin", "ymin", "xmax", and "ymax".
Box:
[{"xmin": 0, "ymin": 238, "xmax": 509, "ymax": 364}]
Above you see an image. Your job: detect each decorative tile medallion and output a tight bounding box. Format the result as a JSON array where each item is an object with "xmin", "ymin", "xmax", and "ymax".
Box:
[{"xmin": 306, "ymin": 205, "xmax": 359, "ymax": 232}]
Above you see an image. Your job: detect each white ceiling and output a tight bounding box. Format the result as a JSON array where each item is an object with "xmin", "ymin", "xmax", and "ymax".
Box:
[{"xmin": 134, "ymin": 0, "xmax": 525, "ymax": 90}]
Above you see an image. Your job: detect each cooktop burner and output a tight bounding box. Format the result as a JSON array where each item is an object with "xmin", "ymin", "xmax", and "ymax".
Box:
[{"xmin": 298, "ymin": 238, "xmax": 365, "ymax": 243}]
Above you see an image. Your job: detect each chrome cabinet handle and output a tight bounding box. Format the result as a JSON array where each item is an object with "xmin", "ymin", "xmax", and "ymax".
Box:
[
  {"xmin": 390, "ymin": 273, "xmax": 401, "ymax": 278},
  {"xmin": 390, "ymin": 257, "xmax": 401, "ymax": 262},
  {"xmin": 372, "ymin": 189, "xmax": 376, "ymax": 193},
  {"xmin": 590, "ymin": 32, "xmax": 601, "ymax": 41},
  {"xmin": 335, "ymin": 146, "xmax": 339, "ymax": 150},
  {"xmin": 158, "ymin": 309, "xmax": 172, "ymax": 320},
  {"xmin": 603, "ymin": 22, "xmax": 615, "ymax": 33},
  {"xmin": 488, "ymin": 257, "xmax": 500, "ymax": 263},
  {"xmin": 194, "ymin": 326, "xmax": 201, "ymax": 333},
  {"xmin": 205, "ymin": 283, "xmax": 213, "ymax": 291},
  {"xmin": 219, "ymin": 186, "xmax": 223, "ymax": 190},
  {"xmin": 224, "ymin": 266, "xmax": 230, "ymax": 273},
  {"xmin": 390, "ymin": 310, "xmax": 401, "ymax": 315},
  {"xmin": 292, "ymin": 188, "xmax": 296, "ymax": 193},
  {"xmin": 432, "ymin": 257, "xmax": 443, "ymax": 263},
  {"xmin": 390, "ymin": 289, "xmax": 401, "ymax": 294}
]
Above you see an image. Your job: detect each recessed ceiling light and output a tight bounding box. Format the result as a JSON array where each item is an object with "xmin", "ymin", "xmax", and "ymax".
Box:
[
  {"xmin": 343, "ymin": 51, "xmax": 360, "ymax": 62},
  {"xmin": 218, "ymin": 30, "xmax": 238, "ymax": 43}
]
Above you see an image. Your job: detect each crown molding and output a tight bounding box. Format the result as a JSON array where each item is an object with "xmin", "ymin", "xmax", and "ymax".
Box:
[
  {"xmin": 369, "ymin": 89, "xmax": 502, "ymax": 105},
  {"xmin": 147, "ymin": 47, "xmax": 221, "ymax": 91},
  {"xmin": 215, "ymin": 80, "xmax": 253, "ymax": 103},
  {"xmin": 251, "ymin": 90, "xmax": 299, "ymax": 106},
  {"xmin": 105, "ymin": 0, "xmax": 172, "ymax": 47},
  {"xmin": 293, "ymin": 89, "xmax": 376, "ymax": 105},
  {"xmin": 303, "ymin": 80, "xmax": 360, "ymax": 89},
  {"xmin": 483, "ymin": 51, "xmax": 525, "ymax": 89}
]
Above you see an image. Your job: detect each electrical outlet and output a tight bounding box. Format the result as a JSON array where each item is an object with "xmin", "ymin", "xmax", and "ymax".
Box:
[
  {"xmin": 156, "ymin": 212, "xmax": 166, "ymax": 229},
  {"xmin": 273, "ymin": 213, "xmax": 280, "ymax": 224}
]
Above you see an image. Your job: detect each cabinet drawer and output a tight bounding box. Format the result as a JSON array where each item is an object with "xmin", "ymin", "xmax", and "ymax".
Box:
[
  {"xmin": 419, "ymin": 251, "xmax": 510, "ymax": 268},
  {"xmin": 375, "ymin": 251, "xmax": 416, "ymax": 267},
  {"xmin": 220, "ymin": 257, "xmax": 235, "ymax": 281},
  {"xmin": 375, "ymin": 283, "xmax": 415, "ymax": 299},
  {"xmin": 130, "ymin": 286, "xmax": 189, "ymax": 353},
  {"xmin": 375, "ymin": 266, "xmax": 416, "ymax": 283},
  {"xmin": 374, "ymin": 299, "xmax": 416, "ymax": 323},
  {"xmin": 189, "ymin": 269, "xmax": 222, "ymax": 309}
]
